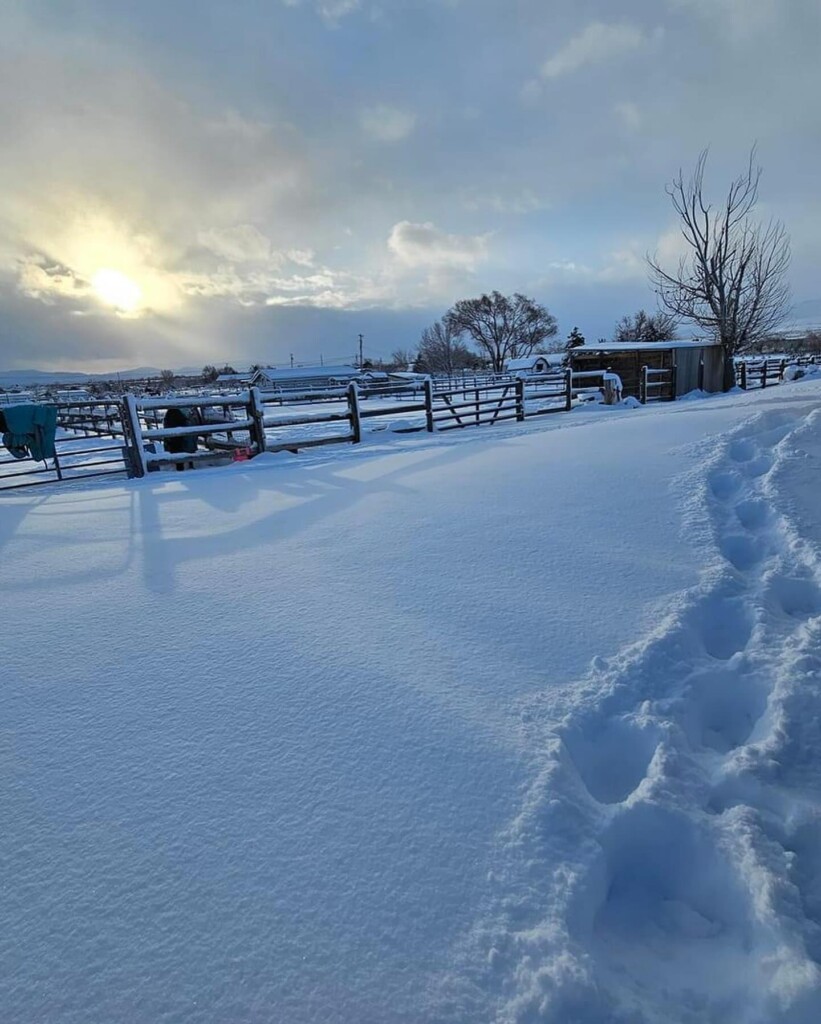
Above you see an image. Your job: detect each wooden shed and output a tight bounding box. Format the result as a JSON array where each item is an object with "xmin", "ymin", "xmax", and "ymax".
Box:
[
  {"xmin": 569, "ymin": 341, "xmax": 723, "ymax": 399},
  {"xmin": 253, "ymin": 365, "xmax": 359, "ymax": 392}
]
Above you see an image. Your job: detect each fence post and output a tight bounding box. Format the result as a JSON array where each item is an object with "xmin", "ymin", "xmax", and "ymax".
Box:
[
  {"xmin": 515, "ymin": 377, "xmax": 525, "ymax": 421},
  {"xmin": 740, "ymin": 362, "xmax": 747, "ymax": 390},
  {"xmin": 640, "ymin": 365, "xmax": 648, "ymax": 404},
  {"xmin": 248, "ymin": 386, "xmax": 267, "ymax": 455},
  {"xmin": 698, "ymin": 356, "xmax": 705, "ymax": 392},
  {"xmin": 424, "ymin": 377, "xmax": 434, "ymax": 432},
  {"xmin": 761, "ymin": 361, "xmax": 767, "ymax": 388},
  {"xmin": 669, "ymin": 362, "xmax": 677, "ymax": 401},
  {"xmin": 121, "ymin": 394, "xmax": 147, "ymax": 478},
  {"xmin": 565, "ymin": 368, "xmax": 573, "ymax": 411},
  {"xmin": 348, "ymin": 382, "xmax": 362, "ymax": 443}
]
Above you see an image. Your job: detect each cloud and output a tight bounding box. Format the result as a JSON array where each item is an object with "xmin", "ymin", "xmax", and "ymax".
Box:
[
  {"xmin": 282, "ymin": 0, "xmax": 361, "ymax": 24},
  {"xmin": 198, "ymin": 225, "xmax": 274, "ymax": 263},
  {"xmin": 388, "ymin": 221, "xmax": 490, "ymax": 269},
  {"xmin": 318, "ymin": 0, "xmax": 361, "ymax": 21},
  {"xmin": 459, "ymin": 187, "xmax": 548, "ymax": 215},
  {"xmin": 541, "ymin": 22, "xmax": 651, "ymax": 79},
  {"xmin": 668, "ymin": 0, "xmax": 779, "ymax": 39},
  {"xmin": 360, "ymin": 105, "xmax": 417, "ymax": 142},
  {"xmin": 17, "ymin": 256, "xmax": 92, "ymax": 304}
]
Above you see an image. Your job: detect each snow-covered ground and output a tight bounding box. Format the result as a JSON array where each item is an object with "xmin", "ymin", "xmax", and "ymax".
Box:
[{"xmin": 2, "ymin": 382, "xmax": 821, "ymax": 1023}]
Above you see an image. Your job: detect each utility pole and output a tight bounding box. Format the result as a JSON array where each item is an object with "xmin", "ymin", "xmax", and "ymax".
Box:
[
  {"xmin": 290, "ymin": 353, "xmax": 294, "ymax": 368},
  {"xmin": 358, "ymin": 333, "xmax": 364, "ymax": 369}
]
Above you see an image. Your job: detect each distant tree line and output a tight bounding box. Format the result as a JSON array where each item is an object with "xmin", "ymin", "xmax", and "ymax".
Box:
[{"xmin": 201, "ymin": 364, "xmax": 237, "ymax": 384}]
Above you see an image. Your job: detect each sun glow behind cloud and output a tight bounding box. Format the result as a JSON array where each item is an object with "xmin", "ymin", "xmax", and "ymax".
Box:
[{"xmin": 92, "ymin": 268, "xmax": 142, "ymax": 313}]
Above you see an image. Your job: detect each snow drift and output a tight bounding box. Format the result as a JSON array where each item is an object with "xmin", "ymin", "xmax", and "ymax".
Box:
[{"xmin": 2, "ymin": 382, "xmax": 821, "ymax": 1023}]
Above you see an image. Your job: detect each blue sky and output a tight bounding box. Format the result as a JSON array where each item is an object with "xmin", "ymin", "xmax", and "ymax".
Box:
[{"xmin": 1, "ymin": 0, "xmax": 820, "ymax": 371}]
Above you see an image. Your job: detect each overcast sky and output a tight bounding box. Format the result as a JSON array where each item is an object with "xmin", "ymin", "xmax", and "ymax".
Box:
[{"xmin": 1, "ymin": 0, "xmax": 819, "ymax": 372}]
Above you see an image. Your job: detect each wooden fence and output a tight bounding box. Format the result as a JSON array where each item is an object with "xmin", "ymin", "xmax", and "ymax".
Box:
[
  {"xmin": 737, "ymin": 358, "xmax": 787, "ymax": 390},
  {"xmin": 640, "ymin": 365, "xmax": 676, "ymax": 403},
  {"xmin": 14, "ymin": 360, "xmax": 783, "ymax": 491}
]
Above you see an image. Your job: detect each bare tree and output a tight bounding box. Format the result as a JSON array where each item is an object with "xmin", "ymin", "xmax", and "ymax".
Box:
[
  {"xmin": 444, "ymin": 291, "xmax": 558, "ymax": 373},
  {"xmin": 613, "ymin": 309, "xmax": 678, "ymax": 343},
  {"xmin": 648, "ymin": 149, "xmax": 791, "ymax": 390},
  {"xmin": 159, "ymin": 369, "xmax": 175, "ymax": 387},
  {"xmin": 415, "ymin": 319, "xmax": 481, "ymax": 374},
  {"xmin": 389, "ymin": 347, "xmax": 417, "ymax": 371}
]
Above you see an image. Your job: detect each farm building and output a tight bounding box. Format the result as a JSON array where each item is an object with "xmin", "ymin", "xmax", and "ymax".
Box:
[
  {"xmin": 505, "ymin": 354, "xmax": 564, "ymax": 375},
  {"xmin": 253, "ymin": 365, "xmax": 360, "ymax": 392},
  {"xmin": 215, "ymin": 372, "xmax": 256, "ymax": 387},
  {"xmin": 569, "ymin": 340, "xmax": 724, "ymax": 399}
]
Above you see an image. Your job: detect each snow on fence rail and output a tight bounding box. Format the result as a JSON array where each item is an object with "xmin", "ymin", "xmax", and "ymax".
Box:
[
  {"xmin": 3, "ymin": 365, "xmax": 727, "ymax": 492},
  {"xmin": 736, "ymin": 357, "xmax": 787, "ymax": 390}
]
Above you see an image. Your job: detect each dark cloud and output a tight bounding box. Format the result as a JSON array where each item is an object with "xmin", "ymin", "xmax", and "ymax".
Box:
[{"xmin": 1, "ymin": 0, "xmax": 819, "ymax": 370}]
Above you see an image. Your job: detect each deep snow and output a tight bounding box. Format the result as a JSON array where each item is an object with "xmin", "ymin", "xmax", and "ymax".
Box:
[{"xmin": 2, "ymin": 382, "xmax": 821, "ymax": 1023}]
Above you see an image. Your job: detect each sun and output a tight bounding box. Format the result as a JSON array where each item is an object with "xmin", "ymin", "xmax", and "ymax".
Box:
[{"xmin": 92, "ymin": 268, "xmax": 143, "ymax": 313}]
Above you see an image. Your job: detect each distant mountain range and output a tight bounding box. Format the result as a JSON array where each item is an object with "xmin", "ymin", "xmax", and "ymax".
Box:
[{"xmin": 0, "ymin": 366, "xmax": 203, "ymax": 387}]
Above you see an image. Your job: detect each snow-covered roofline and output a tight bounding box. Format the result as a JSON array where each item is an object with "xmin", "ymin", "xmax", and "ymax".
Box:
[
  {"xmin": 255, "ymin": 365, "xmax": 358, "ymax": 380},
  {"xmin": 573, "ymin": 340, "xmax": 721, "ymax": 353}
]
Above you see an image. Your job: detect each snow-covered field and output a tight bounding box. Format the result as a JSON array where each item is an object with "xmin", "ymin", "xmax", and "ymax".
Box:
[{"xmin": 2, "ymin": 382, "xmax": 821, "ymax": 1023}]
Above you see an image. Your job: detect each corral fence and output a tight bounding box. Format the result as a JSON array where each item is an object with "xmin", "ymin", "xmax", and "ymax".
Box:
[
  {"xmin": 737, "ymin": 357, "xmax": 787, "ymax": 390},
  {"xmin": 0, "ymin": 399, "xmax": 135, "ymax": 491},
  {"xmin": 640, "ymin": 365, "xmax": 677, "ymax": 404},
  {"xmin": 1, "ymin": 370, "xmax": 642, "ymax": 491},
  {"xmin": 12, "ymin": 356, "xmax": 802, "ymax": 492}
]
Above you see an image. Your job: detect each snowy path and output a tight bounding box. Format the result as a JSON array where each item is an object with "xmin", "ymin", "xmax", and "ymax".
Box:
[
  {"xmin": 440, "ymin": 395, "xmax": 821, "ymax": 1022},
  {"xmin": 2, "ymin": 384, "xmax": 821, "ymax": 1022}
]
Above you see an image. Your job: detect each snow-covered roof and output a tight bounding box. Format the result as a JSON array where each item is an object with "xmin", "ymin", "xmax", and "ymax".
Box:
[
  {"xmin": 573, "ymin": 340, "xmax": 720, "ymax": 353},
  {"xmin": 215, "ymin": 373, "xmax": 254, "ymax": 383},
  {"xmin": 505, "ymin": 355, "xmax": 556, "ymax": 370},
  {"xmin": 254, "ymin": 365, "xmax": 358, "ymax": 382}
]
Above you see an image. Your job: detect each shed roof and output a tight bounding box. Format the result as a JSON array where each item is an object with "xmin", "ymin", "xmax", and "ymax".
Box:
[
  {"xmin": 505, "ymin": 354, "xmax": 559, "ymax": 370},
  {"xmin": 215, "ymin": 372, "xmax": 254, "ymax": 383},
  {"xmin": 572, "ymin": 340, "xmax": 719, "ymax": 353},
  {"xmin": 255, "ymin": 365, "xmax": 358, "ymax": 382}
]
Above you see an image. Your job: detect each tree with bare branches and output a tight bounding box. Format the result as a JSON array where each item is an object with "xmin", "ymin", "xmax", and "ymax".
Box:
[
  {"xmin": 648, "ymin": 149, "xmax": 790, "ymax": 389},
  {"xmin": 389, "ymin": 347, "xmax": 416, "ymax": 371},
  {"xmin": 613, "ymin": 309, "xmax": 678, "ymax": 343},
  {"xmin": 415, "ymin": 319, "xmax": 482, "ymax": 374},
  {"xmin": 444, "ymin": 291, "xmax": 557, "ymax": 373}
]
